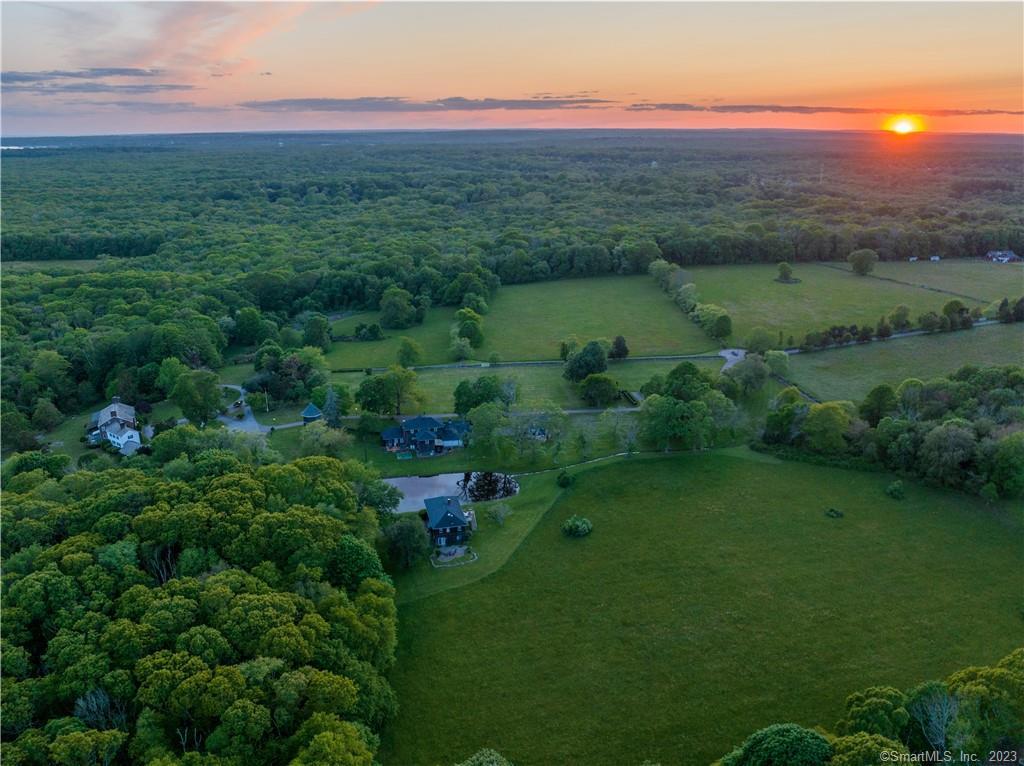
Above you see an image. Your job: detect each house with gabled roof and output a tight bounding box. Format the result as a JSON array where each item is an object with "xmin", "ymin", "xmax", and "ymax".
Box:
[
  {"xmin": 424, "ymin": 496, "xmax": 471, "ymax": 546},
  {"xmin": 88, "ymin": 396, "xmax": 142, "ymax": 455},
  {"xmin": 379, "ymin": 415, "xmax": 470, "ymax": 454}
]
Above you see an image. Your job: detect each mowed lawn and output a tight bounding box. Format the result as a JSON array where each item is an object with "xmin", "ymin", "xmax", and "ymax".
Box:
[
  {"xmin": 789, "ymin": 323, "xmax": 1024, "ymax": 401},
  {"xmin": 479, "ymin": 276, "xmax": 716, "ymax": 360},
  {"xmin": 833, "ymin": 260, "xmax": 1024, "ymax": 303},
  {"xmin": 327, "ymin": 277, "xmax": 715, "ymax": 368},
  {"xmin": 333, "ymin": 358, "xmax": 723, "ymax": 413},
  {"xmin": 686, "ymin": 263, "xmax": 984, "ymax": 343},
  {"xmin": 381, "ymin": 453, "xmax": 1023, "ymax": 766},
  {"xmin": 329, "ymin": 310, "xmax": 454, "ymax": 369}
]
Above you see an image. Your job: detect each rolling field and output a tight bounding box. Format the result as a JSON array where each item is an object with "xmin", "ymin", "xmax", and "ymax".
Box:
[
  {"xmin": 686, "ymin": 263, "xmax": 985, "ymax": 343},
  {"xmin": 329, "ymin": 310, "xmax": 455, "ymax": 369},
  {"xmin": 789, "ymin": 323, "xmax": 1024, "ymax": 401},
  {"xmin": 328, "ymin": 277, "xmax": 716, "ymax": 368},
  {"xmin": 834, "ymin": 260, "xmax": 1024, "ymax": 302},
  {"xmin": 382, "ymin": 452, "xmax": 1023, "ymax": 766},
  {"xmin": 479, "ymin": 276, "xmax": 716, "ymax": 360}
]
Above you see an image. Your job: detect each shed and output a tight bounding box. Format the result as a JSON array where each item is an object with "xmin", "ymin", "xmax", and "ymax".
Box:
[{"xmin": 301, "ymin": 402, "xmax": 323, "ymax": 424}]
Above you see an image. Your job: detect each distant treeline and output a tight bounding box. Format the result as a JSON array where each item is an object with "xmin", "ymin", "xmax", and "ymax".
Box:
[{"xmin": 2, "ymin": 232, "xmax": 164, "ymax": 261}]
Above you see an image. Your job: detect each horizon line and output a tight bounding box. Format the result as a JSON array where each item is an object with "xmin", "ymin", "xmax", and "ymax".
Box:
[{"xmin": 5, "ymin": 126, "xmax": 1024, "ymax": 141}]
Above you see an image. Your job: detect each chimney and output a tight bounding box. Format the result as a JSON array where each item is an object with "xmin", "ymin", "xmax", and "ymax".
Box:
[{"xmin": 112, "ymin": 396, "xmax": 121, "ymax": 404}]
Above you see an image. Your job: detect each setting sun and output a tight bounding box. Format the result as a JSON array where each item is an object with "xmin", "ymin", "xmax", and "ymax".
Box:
[{"xmin": 885, "ymin": 115, "xmax": 925, "ymax": 134}]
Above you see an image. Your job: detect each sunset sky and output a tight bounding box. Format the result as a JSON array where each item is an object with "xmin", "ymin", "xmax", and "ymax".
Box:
[{"xmin": 2, "ymin": 1, "xmax": 1022, "ymax": 136}]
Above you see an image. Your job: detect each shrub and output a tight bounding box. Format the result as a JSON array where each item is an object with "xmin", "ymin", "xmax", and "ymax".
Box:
[
  {"xmin": 556, "ymin": 470, "xmax": 575, "ymax": 488},
  {"xmin": 885, "ymin": 480, "xmax": 905, "ymax": 500},
  {"xmin": 561, "ymin": 515, "xmax": 593, "ymax": 537}
]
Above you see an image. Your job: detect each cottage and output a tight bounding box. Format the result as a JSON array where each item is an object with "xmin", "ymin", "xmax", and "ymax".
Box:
[
  {"xmin": 88, "ymin": 396, "xmax": 141, "ymax": 455},
  {"xmin": 380, "ymin": 415, "xmax": 470, "ymax": 454},
  {"xmin": 424, "ymin": 496, "xmax": 471, "ymax": 546},
  {"xmin": 986, "ymin": 250, "xmax": 1020, "ymax": 264},
  {"xmin": 301, "ymin": 402, "xmax": 323, "ymax": 424}
]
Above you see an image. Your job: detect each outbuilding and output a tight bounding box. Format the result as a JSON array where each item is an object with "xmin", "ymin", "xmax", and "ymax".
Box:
[{"xmin": 301, "ymin": 402, "xmax": 323, "ymax": 424}]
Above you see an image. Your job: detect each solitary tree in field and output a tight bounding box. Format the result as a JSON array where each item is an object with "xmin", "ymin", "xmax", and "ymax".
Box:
[
  {"xmin": 396, "ymin": 337, "xmax": 422, "ymax": 368},
  {"xmin": 848, "ymin": 248, "xmax": 879, "ymax": 276},
  {"xmin": 777, "ymin": 261, "xmax": 794, "ymax": 281},
  {"xmin": 609, "ymin": 335, "xmax": 630, "ymax": 359}
]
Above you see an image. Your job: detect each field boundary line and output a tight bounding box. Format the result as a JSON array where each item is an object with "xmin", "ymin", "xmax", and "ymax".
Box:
[{"xmin": 816, "ymin": 262, "xmax": 991, "ymax": 303}]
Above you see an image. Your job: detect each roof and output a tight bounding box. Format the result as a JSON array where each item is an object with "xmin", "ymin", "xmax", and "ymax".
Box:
[
  {"xmin": 446, "ymin": 419, "xmax": 471, "ymax": 434},
  {"xmin": 92, "ymin": 397, "xmax": 135, "ymax": 425},
  {"xmin": 106, "ymin": 421, "xmax": 132, "ymax": 437},
  {"xmin": 412, "ymin": 429, "xmax": 436, "ymax": 442},
  {"xmin": 424, "ymin": 496, "xmax": 469, "ymax": 529},
  {"xmin": 301, "ymin": 402, "xmax": 322, "ymax": 418},
  {"xmin": 403, "ymin": 415, "xmax": 442, "ymax": 431},
  {"xmin": 381, "ymin": 426, "xmax": 404, "ymax": 440},
  {"xmin": 437, "ymin": 425, "xmax": 461, "ymax": 441},
  {"xmin": 119, "ymin": 440, "xmax": 141, "ymax": 456}
]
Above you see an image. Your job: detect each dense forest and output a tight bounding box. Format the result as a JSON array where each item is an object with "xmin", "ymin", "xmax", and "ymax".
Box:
[
  {"xmin": 3, "ymin": 131, "xmax": 1022, "ymax": 432},
  {"xmin": 1, "ymin": 445, "xmax": 402, "ymax": 765}
]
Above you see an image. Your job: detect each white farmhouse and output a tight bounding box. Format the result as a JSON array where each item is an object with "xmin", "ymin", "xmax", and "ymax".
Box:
[{"xmin": 88, "ymin": 396, "xmax": 142, "ymax": 455}]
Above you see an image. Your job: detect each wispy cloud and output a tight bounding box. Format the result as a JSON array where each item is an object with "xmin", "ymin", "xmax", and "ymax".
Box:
[
  {"xmin": 2, "ymin": 67, "xmax": 163, "ymax": 84},
  {"xmin": 69, "ymin": 100, "xmax": 226, "ymax": 114},
  {"xmin": 239, "ymin": 95, "xmax": 613, "ymax": 112},
  {"xmin": 6, "ymin": 82, "xmax": 195, "ymax": 95},
  {"xmin": 628, "ymin": 102, "xmax": 1024, "ymax": 116}
]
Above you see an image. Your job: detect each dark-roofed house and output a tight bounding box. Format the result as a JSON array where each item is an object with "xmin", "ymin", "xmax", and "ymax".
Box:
[
  {"xmin": 424, "ymin": 496, "xmax": 471, "ymax": 546},
  {"xmin": 301, "ymin": 402, "xmax": 323, "ymax": 424},
  {"xmin": 379, "ymin": 416, "xmax": 471, "ymax": 454},
  {"xmin": 88, "ymin": 396, "xmax": 142, "ymax": 455}
]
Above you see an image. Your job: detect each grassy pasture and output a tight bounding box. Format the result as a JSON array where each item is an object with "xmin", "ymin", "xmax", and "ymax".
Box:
[
  {"xmin": 329, "ymin": 310, "xmax": 455, "ymax": 369},
  {"xmin": 381, "ymin": 453, "xmax": 1023, "ymax": 766},
  {"xmin": 686, "ymin": 263, "xmax": 985, "ymax": 343},
  {"xmin": 833, "ymin": 260, "xmax": 1024, "ymax": 303},
  {"xmin": 328, "ymin": 277, "xmax": 715, "ymax": 368},
  {"xmin": 479, "ymin": 276, "xmax": 716, "ymax": 360},
  {"xmin": 788, "ymin": 323, "xmax": 1024, "ymax": 402}
]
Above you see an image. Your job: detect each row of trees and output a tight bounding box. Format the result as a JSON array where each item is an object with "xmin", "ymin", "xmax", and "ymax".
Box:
[
  {"xmin": 762, "ymin": 364, "xmax": 1024, "ymax": 500},
  {"xmin": 718, "ymin": 648, "xmax": 1023, "ymax": 765},
  {"xmin": 649, "ymin": 260, "xmax": 733, "ymax": 341}
]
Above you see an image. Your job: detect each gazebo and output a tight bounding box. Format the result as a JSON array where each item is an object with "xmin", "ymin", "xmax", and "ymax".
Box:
[{"xmin": 301, "ymin": 402, "xmax": 323, "ymax": 424}]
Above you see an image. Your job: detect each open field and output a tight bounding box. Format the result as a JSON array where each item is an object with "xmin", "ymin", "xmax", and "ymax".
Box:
[
  {"xmin": 329, "ymin": 310, "xmax": 455, "ymax": 369},
  {"xmin": 833, "ymin": 259, "xmax": 1024, "ymax": 303},
  {"xmin": 478, "ymin": 276, "xmax": 716, "ymax": 360},
  {"xmin": 382, "ymin": 452, "xmax": 1024, "ymax": 766},
  {"xmin": 328, "ymin": 277, "xmax": 716, "ymax": 368},
  {"xmin": 789, "ymin": 323, "xmax": 1024, "ymax": 401},
  {"xmin": 687, "ymin": 263, "xmax": 985, "ymax": 343},
  {"xmin": 333, "ymin": 358, "xmax": 723, "ymax": 413}
]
